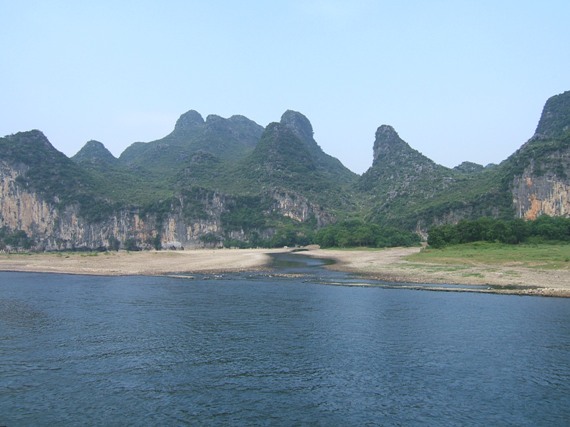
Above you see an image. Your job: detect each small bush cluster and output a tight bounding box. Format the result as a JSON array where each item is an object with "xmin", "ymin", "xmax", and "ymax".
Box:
[{"xmin": 0, "ymin": 227, "xmax": 35, "ymax": 251}]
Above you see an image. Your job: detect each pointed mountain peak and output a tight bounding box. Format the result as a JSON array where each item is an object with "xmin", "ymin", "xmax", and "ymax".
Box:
[
  {"xmin": 174, "ymin": 110, "xmax": 205, "ymax": 132},
  {"xmin": 278, "ymin": 111, "xmax": 356, "ymax": 181},
  {"xmin": 534, "ymin": 90, "xmax": 570, "ymax": 138},
  {"xmin": 72, "ymin": 140, "xmax": 117, "ymax": 164},
  {"xmin": 246, "ymin": 122, "xmax": 316, "ymax": 180},
  {"xmin": 375, "ymin": 125, "xmax": 400, "ymax": 143},
  {"xmin": 372, "ymin": 125, "xmax": 410, "ymax": 164},
  {"xmin": 255, "ymin": 122, "xmax": 309, "ymax": 157},
  {"xmin": 280, "ymin": 110, "xmax": 314, "ymax": 144},
  {"xmin": 453, "ymin": 161, "xmax": 485, "ymax": 174},
  {"xmin": 205, "ymin": 114, "xmax": 223, "ymax": 123},
  {"xmin": 8, "ymin": 129, "xmax": 52, "ymax": 148},
  {"xmin": 1, "ymin": 130, "xmax": 62, "ymax": 155},
  {"xmin": 83, "ymin": 140, "xmax": 109, "ymax": 151}
]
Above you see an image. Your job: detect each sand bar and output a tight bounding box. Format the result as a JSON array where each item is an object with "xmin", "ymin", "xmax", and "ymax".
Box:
[
  {"xmin": 0, "ymin": 248, "xmax": 286, "ymax": 276},
  {"xmin": 0, "ymin": 246, "xmax": 569, "ymax": 297},
  {"xmin": 303, "ymin": 247, "xmax": 570, "ymax": 298}
]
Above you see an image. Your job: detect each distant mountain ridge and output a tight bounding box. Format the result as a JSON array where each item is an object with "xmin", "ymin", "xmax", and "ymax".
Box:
[
  {"xmin": 534, "ymin": 91, "xmax": 570, "ymax": 138},
  {"xmin": 72, "ymin": 140, "xmax": 117, "ymax": 165},
  {"xmin": 118, "ymin": 111, "xmax": 264, "ymax": 173},
  {"xmin": 0, "ymin": 90, "xmax": 569, "ymax": 250}
]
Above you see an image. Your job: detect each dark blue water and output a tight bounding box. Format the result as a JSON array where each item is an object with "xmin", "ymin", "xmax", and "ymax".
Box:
[{"xmin": 1, "ymin": 255, "xmax": 570, "ymax": 426}]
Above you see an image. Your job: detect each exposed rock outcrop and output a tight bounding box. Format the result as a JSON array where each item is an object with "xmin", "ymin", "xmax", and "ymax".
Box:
[
  {"xmin": 510, "ymin": 91, "xmax": 570, "ymax": 220},
  {"xmin": 2, "ymin": 92, "xmax": 570, "ymax": 251},
  {"xmin": 512, "ymin": 156, "xmax": 570, "ymax": 220}
]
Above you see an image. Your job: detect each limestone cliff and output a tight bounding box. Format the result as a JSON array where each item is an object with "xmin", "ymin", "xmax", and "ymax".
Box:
[
  {"xmin": 3, "ymin": 92, "xmax": 570, "ymax": 250},
  {"xmin": 0, "ymin": 160, "xmax": 220, "ymax": 250},
  {"xmin": 509, "ymin": 91, "xmax": 570, "ymax": 220},
  {"xmin": 513, "ymin": 171, "xmax": 570, "ymax": 220},
  {"xmin": 510, "ymin": 138, "xmax": 570, "ymax": 220},
  {"xmin": 0, "ymin": 158, "xmax": 330, "ymax": 250},
  {"xmin": 0, "ymin": 123, "xmax": 336, "ymax": 250}
]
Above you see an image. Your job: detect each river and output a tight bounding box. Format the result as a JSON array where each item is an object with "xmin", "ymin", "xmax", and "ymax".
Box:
[{"xmin": 1, "ymin": 254, "xmax": 569, "ymax": 425}]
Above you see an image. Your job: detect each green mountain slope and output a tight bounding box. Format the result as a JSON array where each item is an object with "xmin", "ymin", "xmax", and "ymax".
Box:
[
  {"xmin": 0, "ymin": 130, "xmax": 116, "ymax": 221},
  {"xmin": 72, "ymin": 140, "xmax": 118, "ymax": 166},
  {"xmin": 358, "ymin": 91, "xmax": 570, "ymax": 231},
  {"xmin": 534, "ymin": 90, "xmax": 570, "ymax": 139},
  {"xmin": 171, "ymin": 111, "xmax": 359, "ymax": 211},
  {"xmin": 357, "ymin": 125, "xmax": 463, "ymax": 226},
  {"xmin": 279, "ymin": 110, "xmax": 358, "ymax": 185},
  {"xmin": 223, "ymin": 114, "xmax": 358, "ymax": 214},
  {"xmin": 1, "ymin": 90, "xmax": 569, "ymax": 249},
  {"xmin": 119, "ymin": 111, "xmax": 264, "ymax": 176},
  {"xmin": 72, "ymin": 139, "xmax": 173, "ymax": 207}
]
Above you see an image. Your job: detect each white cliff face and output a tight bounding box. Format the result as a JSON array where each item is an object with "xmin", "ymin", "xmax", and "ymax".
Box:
[
  {"xmin": 270, "ymin": 190, "xmax": 332, "ymax": 226},
  {"xmin": 0, "ymin": 161, "xmax": 223, "ymax": 250},
  {"xmin": 1, "ymin": 161, "xmax": 328, "ymax": 250},
  {"xmin": 0, "ymin": 163, "xmax": 56, "ymax": 236}
]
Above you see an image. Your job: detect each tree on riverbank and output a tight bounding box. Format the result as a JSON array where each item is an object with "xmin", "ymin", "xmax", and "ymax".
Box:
[
  {"xmin": 315, "ymin": 219, "xmax": 420, "ymax": 248},
  {"xmin": 427, "ymin": 216, "xmax": 570, "ymax": 248}
]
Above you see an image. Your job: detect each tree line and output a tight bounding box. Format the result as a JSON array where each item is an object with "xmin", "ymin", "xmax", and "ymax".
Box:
[
  {"xmin": 427, "ymin": 215, "xmax": 570, "ymax": 248},
  {"xmin": 314, "ymin": 220, "xmax": 421, "ymax": 248}
]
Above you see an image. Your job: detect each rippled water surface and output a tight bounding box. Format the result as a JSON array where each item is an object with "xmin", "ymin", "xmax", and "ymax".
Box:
[{"xmin": 1, "ymin": 255, "xmax": 570, "ymax": 425}]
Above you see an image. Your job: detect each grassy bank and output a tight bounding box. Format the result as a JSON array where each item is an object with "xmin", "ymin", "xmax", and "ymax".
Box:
[{"xmin": 407, "ymin": 242, "xmax": 570, "ymax": 270}]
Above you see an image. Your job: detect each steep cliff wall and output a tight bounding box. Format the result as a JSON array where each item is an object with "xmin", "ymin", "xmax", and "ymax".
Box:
[
  {"xmin": 512, "ymin": 158, "xmax": 570, "ymax": 220},
  {"xmin": 512, "ymin": 91, "xmax": 570, "ymax": 219},
  {"xmin": 0, "ymin": 160, "xmax": 329, "ymax": 250},
  {"xmin": 0, "ymin": 161, "xmax": 57, "ymax": 238},
  {"xmin": 0, "ymin": 160, "xmax": 222, "ymax": 250},
  {"xmin": 269, "ymin": 190, "xmax": 333, "ymax": 227}
]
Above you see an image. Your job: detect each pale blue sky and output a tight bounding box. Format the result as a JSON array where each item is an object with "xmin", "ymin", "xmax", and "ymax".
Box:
[{"xmin": 1, "ymin": 1, "xmax": 568, "ymax": 174}]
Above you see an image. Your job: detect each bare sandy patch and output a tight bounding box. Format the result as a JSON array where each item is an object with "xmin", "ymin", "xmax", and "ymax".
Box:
[{"xmin": 0, "ymin": 248, "xmax": 287, "ymax": 276}]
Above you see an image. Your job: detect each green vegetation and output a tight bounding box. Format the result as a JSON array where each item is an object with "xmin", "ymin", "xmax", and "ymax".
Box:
[
  {"xmin": 534, "ymin": 91, "xmax": 570, "ymax": 138},
  {"xmin": 235, "ymin": 122, "xmax": 357, "ymax": 211},
  {"xmin": 221, "ymin": 195, "xmax": 273, "ymax": 231},
  {"xmin": 427, "ymin": 216, "xmax": 570, "ymax": 248},
  {"xmin": 357, "ymin": 125, "xmax": 514, "ymax": 231},
  {"xmin": 315, "ymin": 219, "xmax": 420, "ymax": 248},
  {"xmin": 501, "ymin": 133, "xmax": 570, "ymax": 179},
  {"xmin": 2, "ymin": 92, "xmax": 569, "ymax": 251},
  {"xmin": 0, "ymin": 227, "xmax": 34, "ymax": 250},
  {"xmin": 409, "ymin": 241, "xmax": 570, "ymax": 270}
]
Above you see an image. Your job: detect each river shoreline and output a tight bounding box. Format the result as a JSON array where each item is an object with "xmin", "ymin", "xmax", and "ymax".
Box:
[
  {"xmin": 303, "ymin": 247, "xmax": 570, "ymax": 298},
  {"xmin": 0, "ymin": 247, "xmax": 568, "ymax": 297}
]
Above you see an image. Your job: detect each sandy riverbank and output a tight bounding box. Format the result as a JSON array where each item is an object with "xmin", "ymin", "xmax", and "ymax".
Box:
[
  {"xmin": 0, "ymin": 248, "xmax": 287, "ymax": 276},
  {"xmin": 0, "ymin": 246, "xmax": 569, "ymax": 297},
  {"xmin": 303, "ymin": 247, "xmax": 570, "ymax": 298}
]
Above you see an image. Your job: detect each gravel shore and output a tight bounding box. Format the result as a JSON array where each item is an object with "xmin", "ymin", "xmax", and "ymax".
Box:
[{"xmin": 1, "ymin": 246, "xmax": 568, "ymax": 297}]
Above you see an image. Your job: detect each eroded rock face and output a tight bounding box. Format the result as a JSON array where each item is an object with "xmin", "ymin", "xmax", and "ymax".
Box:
[
  {"xmin": 372, "ymin": 125, "xmax": 406, "ymax": 164},
  {"xmin": 510, "ymin": 91, "xmax": 570, "ymax": 220},
  {"xmin": 0, "ymin": 162, "xmax": 56, "ymax": 238},
  {"xmin": 512, "ymin": 160, "xmax": 570, "ymax": 220},
  {"xmin": 174, "ymin": 110, "xmax": 205, "ymax": 132},
  {"xmin": 269, "ymin": 190, "xmax": 333, "ymax": 227},
  {"xmin": 280, "ymin": 110, "xmax": 314, "ymax": 145},
  {"xmin": 0, "ymin": 161, "xmax": 222, "ymax": 250},
  {"xmin": 0, "ymin": 160, "xmax": 328, "ymax": 250}
]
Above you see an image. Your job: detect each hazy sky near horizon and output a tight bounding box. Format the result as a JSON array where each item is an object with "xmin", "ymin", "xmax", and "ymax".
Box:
[{"xmin": 1, "ymin": 1, "xmax": 568, "ymax": 174}]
